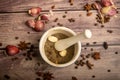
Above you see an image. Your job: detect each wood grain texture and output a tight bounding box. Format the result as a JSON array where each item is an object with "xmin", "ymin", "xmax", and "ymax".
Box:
[
  {"xmin": 0, "ymin": 0, "xmax": 120, "ymax": 12},
  {"xmin": 0, "ymin": 0, "xmax": 120, "ymax": 80},
  {"xmin": 0, "ymin": 46, "xmax": 119, "ymax": 80},
  {"xmin": 0, "ymin": 11, "xmax": 120, "ymax": 47}
]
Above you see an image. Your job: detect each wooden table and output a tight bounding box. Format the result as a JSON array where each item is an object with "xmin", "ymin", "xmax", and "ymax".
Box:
[{"xmin": 0, "ymin": 0, "xmax": 120, "ymax": 80}]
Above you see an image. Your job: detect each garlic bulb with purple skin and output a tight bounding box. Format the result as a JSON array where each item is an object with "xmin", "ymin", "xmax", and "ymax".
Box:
[
  {"xmin": 101, "ymin": 0, "xmax": 113, "ymax": 7},
  {"xmin": 101, "ymin": 6, "xmax": 117, "ymax": 16}
]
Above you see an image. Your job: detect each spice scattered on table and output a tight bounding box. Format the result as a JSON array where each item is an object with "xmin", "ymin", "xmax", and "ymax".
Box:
[
  {"xmin": 36, "ymin": 71, "xmax": 54, "ymax": 80},
  {"xmin": 4, "ymin": 74, "xmax": 10, "ymax": 79},
  {"xmin": 57, "ymin": 23, "xmax": 63, "ymax": 26},
  {"xmin": 51, "ymin": 5, "xmax": 55, "ymax": 9},
  {"xmin": 103, "ymin": 42, "xmax": 108, "ymax": 49},
  {"xmin": 68, "ymin": 18, "xmax": 75, "ymax": 22},
  {"xmin": 54, "ymin": 18, "xmax": 58, "ymax": 22},
  {"xmin": 107, "ymin": 69, "xmax": 111, "ymax": 72},
  {"xmin": 18, "ymin": 41, "xmax": 30, "ymax": 50},
  {"xmin": 63, "ymin": 15, "xmax": 66, "ymax": 18},
  {"xmin": 0, "ymin": 42, "xmax": 2, "ymax": 46},
  {"xmin": 84, "ymin": 0, "xmax": 118, "ymax": 24},
  {"xmin": 69, "ymin": 0, "xmax": 74, "ymax": 6},
  {"xmin": 72, "ymin": 76, "xmax": 78, "ymax": 80},
  {"xmin": 115, "ymin": 52, "xmax": 118, "ymax": 54},
  {"xmin": 92, "ymin": 52, "xmax": 101, "ymax": 60},
  {"xmin": 92, "ymin": 75, "xmax": 95, "ymax": 78},
  {"xmin": 74, "ymin": 51, "xmax": 101, "ymax": 69},
  {"xmin": 11, "ymin": 57, "xmax": 19, "ymax": 61},
  {"xmin": 107, "ymin": 30, "xmax": 113, "ymax": 33},
  {"xmin": 15, "ymin": 36, "xmax": 19, "ymax": 40}
]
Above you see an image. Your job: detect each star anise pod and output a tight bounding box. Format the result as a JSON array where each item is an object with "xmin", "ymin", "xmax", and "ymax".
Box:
[
  {"xmin": 43, "ymin": 71, "xmax": 54, "ymax": 80},
  {"xmin": 18, "ymin": 41, "xmax": 30, "ymax": 50}
]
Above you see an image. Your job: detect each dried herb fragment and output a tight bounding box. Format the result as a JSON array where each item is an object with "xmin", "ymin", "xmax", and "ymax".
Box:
[
  {"xmin": 84, "ymin": 3, "xmax": 92, "ymax": 12},
  {"xmin": 86, "ymin": 60, "xmax": 94, "ymax": 69},
  {"xmin": 103, "ymin": 42, "xmax": 108, "ymax": 49},
  {"xmin": 18, "ymin": 41, "xmax": 30, "ymax": 50},
  {"xmin": 72, "ymin": 76, "xmax": 78, "ymax": 80},
  {"xmin": 92, "ymin": 52, "xmax": 100, "ymax": 60}
]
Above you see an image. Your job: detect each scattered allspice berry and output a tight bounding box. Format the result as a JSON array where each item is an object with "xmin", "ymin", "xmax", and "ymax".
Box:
[
  {"xmin": 84, "ymin": 3, "xmax": 92, "ymax": 12},
  {"xmin": 51, "ymin": 5, "xmax": 55, "ymax": 9},
  {"xmin": 68, "ymin": 18, "xmax": 75, "ymax": 22},
  {"xmin": 69, "ymin": 0, "xmax": 74, "ymax": 6},
  {"xmin": 54, "ymin": 18, "xmax": 58, "ymax": 22},
  {"xmin": 92, "ymin": 75, "xmax": 95, "ymax": 78},
  {"xmin": 57, "ymin": 23, "xmax": 63, "ymax": 26},
  {"xmin": 103, "ymin": 42, "xmax": 108, "ymax": 49},
  {"xmin": 72, "ymin": 76, "xmax": 78, "ymax": 80},
  {"xmin": 107, "ymin": 30, "xmax": 113, "ymax": 33},
  {"xmin": 62, "ymin": 15, "xmax": 66, "ymax": 18},
  {"xmin": 0, "ymin": 43, "xmax": 2, "ymax": 46},
  {"xmin": 4, "ymin": 74, "xmax": 10, "ymax": 79}
]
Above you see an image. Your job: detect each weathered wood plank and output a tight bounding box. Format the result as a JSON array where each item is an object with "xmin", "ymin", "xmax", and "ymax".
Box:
[
  {"xmin": 0, "ymin": 11, "xmax": 120, "ymax": 47},
  {"xmin": 0, "ymin": 0, "xmax": 120, "ymax": 12},
  {"xmin": 0, "ymin": 46, "xmax": 119, "ymax": 80}
]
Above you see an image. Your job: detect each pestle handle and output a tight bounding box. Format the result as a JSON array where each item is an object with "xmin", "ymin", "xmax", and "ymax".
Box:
[{"xmin": 55, "ymin": 29, "xmax": 92, "ymax": 51}]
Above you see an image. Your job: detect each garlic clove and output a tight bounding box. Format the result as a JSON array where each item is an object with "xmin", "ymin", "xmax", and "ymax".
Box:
[
  {"xmin": 59, "ymin": 50, "xmax": 67, "ymax": 57},
  {"xmin": 101, "ymin": 6, "xmax": 117, "ymax": 16},
  {"xmin": 26, "ymin": 19, "xmax": 35, "ymax": 28},
  {"xmin": 34, "ymin": 20, "xmax": 44, "ymax": 32},
  {"xmin": 48, "ymin": 36, "xmax": 58, "ymax": 42},
  {"xmin": 28, "ymin": 7, "xmax": 42, "ymax": 16},
  {"xmin": 101, "ymin": 6, "xmax": 111, "ymax": 14},
  {"xmin": 41, "ymin": 14, "xmax": 49, "ymax": 21}
]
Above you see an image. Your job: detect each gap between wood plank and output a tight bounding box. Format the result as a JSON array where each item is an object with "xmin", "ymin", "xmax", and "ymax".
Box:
[
  {"xmin": 0, "ymin": 43, "xmax": 120, "ymax": 50},
  {"xmin": 0, "ymin": 8, "xmax": 120, "ymax": 14}
]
